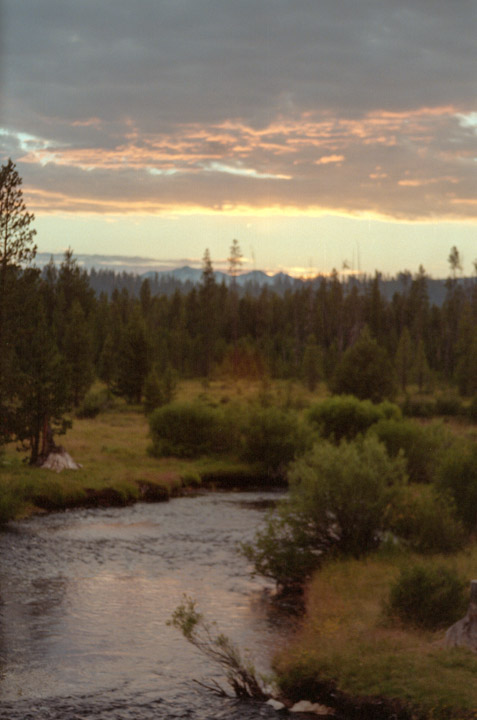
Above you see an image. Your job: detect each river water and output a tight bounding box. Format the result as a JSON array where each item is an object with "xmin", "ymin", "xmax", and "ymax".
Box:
[{"xmin": 0, "ymin": 491, "xmax": 293, "ymax": 719}]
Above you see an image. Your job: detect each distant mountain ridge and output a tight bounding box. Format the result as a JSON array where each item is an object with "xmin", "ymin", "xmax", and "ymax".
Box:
[
  {"xmin": 141, "ymin": 265, "xmax": 291, "ymax": 287},
  {"xmin": 35, "ymin": 252, "xmax": 466, "ymax": 306}
]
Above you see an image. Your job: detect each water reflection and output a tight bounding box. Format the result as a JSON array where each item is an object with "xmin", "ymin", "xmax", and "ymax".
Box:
[{"xmin": 0, "ymin": 492, "xmax": 287, "ymax": 719}]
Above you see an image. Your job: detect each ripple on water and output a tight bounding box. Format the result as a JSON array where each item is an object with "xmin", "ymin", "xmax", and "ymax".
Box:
[{"xmin": 0, "ymin": 491, "xmax": 288, "ymax": 719}]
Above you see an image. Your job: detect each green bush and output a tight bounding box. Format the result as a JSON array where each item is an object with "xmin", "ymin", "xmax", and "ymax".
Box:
[
  {"xmin": 401, "ymin": 395, "xmax": 436, "ymax": 419},
  {"xmin": 437, "ymin": 440, "xmax": 477, "ymax": 530},
  {"xmin": 466, "ymin": 395, "xmax": 477, "ymax": 422},
  {"xmin": 76, "ymin": 388, "xmax": 112, "ymax": 418},
  {"xmin": 307, "ymin": 395, "xmax": 401, "ymax": 443},
  {"xmin": 240, "ymin": 406, "xmax": 312, "ymax": 476},
  {"xmin": 434, "ymin": 393, "xmax": 463, "ymax": 417},
  {"xmin": 148, "ymin": 401, "xmax": 237, "ymax": 458},
  {"xmin": 243, "ymin": 436, "xmax": 407, "ymax": 588},
  {"xmin": 241, "ymin": 511, "xmax": 321, "ymax": 589},
  {"xmin": 0, "ymin": 481, "xmax": 23, "ymax": 524},
  {"xmin": 388, "ymin": 486, "xmax": 466, "ymax": 554},
  {"xmin": 369, "ymin": 418, "xmax": 446, "ymax": 484},
  {"xmin": 143, "ymin": 366, "xmax": 177, "ymax": 415},
  {"xmin": 387, "ymin": 564, "xmax": 466, "ymax": 629}
]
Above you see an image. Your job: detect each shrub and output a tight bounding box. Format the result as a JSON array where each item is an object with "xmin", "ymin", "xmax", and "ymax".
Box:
[
  {"xmin": 0, "ymin": 481, "xmax": 23, "ymax": 524},
  {"xmin": 243, "ymin": 436, "xmax": 407, "ymax": 588},
  {"xmin": 387, "ymin": 485, "xmax": 466, "ymax": 554},
  {"xmin": 434, "ymin": 393, "xmax": 463, "ymax": 417},
  {"xmin": 240, "ymin": 406, "xmax": 312, "ymax": 476},
  {"xmin": 143, "ymin": 366, "xmax": 177, "ymax": 415},
  {"xmin": 241, "ymin": 511, "xmax": 322, "ymax": 589},
  {"xmin": 466, "ymin": 395, "xmax": 477, "ymax": 423},
  {"xmin": 369, "ymin": 418, "xmax": 447, "ymax": 484},
  {"xmin": 76, "ymin": 388, "xmax": 111, "ymax": 418},
  {"xmin": 307, "ymin": 395, "xmax": 401, "ymax": 443},
  {"xmin": 401, "ymin": 395, "xmax": 435, "ymax": 419},
  {"xmin": 149, "ymin": 401, "xmax": 237, "ymax": 458},
  {"xmin": 387, "ymin": 564, "xmax": 467, "ymax": 629},
  {"xmin": 437, "ymin": 440, "xmax": 477, "ymax": 530}
]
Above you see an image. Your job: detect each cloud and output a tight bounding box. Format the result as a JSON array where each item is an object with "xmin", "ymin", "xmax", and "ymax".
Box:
[{"xmin": 1, "ymin": 0, "xmax": 476, "ymax": 222}]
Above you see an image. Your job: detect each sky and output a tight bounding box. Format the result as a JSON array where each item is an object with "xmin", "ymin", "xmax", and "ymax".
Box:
[{"xmin": 1, "ymin": 0, "xmax": 476, "ymax": 277}]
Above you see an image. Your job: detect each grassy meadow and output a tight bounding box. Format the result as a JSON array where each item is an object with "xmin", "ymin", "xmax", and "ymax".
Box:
[
  {"xmin": 275, "ymin": 549, "xmax": 477, "ymax": 719},
  {"xmin": 0, "ymin": 378, "xmax": 316, "ymax": 520}
]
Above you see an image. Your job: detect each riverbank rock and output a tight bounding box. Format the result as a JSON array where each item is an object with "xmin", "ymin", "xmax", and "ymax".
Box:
[
  {"xmin": 266, "ymin": 698, "xmax": 286, "ymax": 711},
  {"xmin": 40, "ymin": 448, "xmax": 82, "ymax": 472},
  {"xmin": 290, "ymin": 699, "xmax": 334, "ymax": 715},
  {"xmin": 445, "ymin": 580, "xmax": 477, "ymax": 651}
]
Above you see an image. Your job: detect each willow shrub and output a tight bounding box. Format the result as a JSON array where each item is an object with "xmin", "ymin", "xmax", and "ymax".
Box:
[
  {"xmin": 240, "ymin": 406, "xmax": 313, "ymax": 477},
  {"xmin": 243, "ymin": 436, "xmax": 407, "ymax": 588},
  {"xmin": 387, "ymin": 485, "xmax": 466, "ymax": 554},
  {"xmin": 437, "ymin": 439, "xmax": 477, "ymax": 531},
  {"xmin": 368, "ymin": 418, "xmax": 449, "ymax": 484},
  {"xmin": 387, "ymin": 564, "xmax": 467, "ymax": 629},
  {"xmin": 148, "ymin": 401, "xmax": 240, "ymax": 458},
  {"xmin": 307, "ymin": 395, "xmax": 401, "ymax": 443}
]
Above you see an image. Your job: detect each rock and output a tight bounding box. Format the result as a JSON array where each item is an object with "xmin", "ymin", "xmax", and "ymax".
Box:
[
  {"xmin": 40, "ymin": 449, "xmax": 82, "ymax": 472},
  {"xmin": 290, "ymin": 699, "xmax": 334, "ymax": 714},
  {"xmin": 445, "ymin": 580, "xmax": 477, "ymax": 651},
  {"xmin": 266, "ymin": 698, "xmax": 286, "ymax": 710}
]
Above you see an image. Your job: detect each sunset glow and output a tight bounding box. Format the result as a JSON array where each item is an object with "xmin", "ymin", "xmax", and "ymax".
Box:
[{"xmin": 1, "ymin": 1, "xmax": 476, "ymax": 276}]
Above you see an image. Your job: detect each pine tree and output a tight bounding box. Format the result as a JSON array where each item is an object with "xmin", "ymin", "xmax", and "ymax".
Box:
[
  {"xmin": 302, "ymin": 334, "xmax": 322, "ymax": 392},
  {"xmin": 0, "ymin": 159, "xmax": 37, "ymax": 444},
  {"xmin": 114, "ymin": 308, "xmax": 150, "ymax": 403},
  {"xmin": 395, "ymin": 327, "xmax": 413, "ymax": 392}
]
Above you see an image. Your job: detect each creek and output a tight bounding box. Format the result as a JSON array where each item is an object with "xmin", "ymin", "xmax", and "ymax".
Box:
[{"xmin": 0, "ymin": 491, "xmax": 293, "ymax": 719}]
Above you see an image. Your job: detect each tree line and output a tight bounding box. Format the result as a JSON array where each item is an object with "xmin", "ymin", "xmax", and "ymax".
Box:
[{"xmin": 1, "ymin": 157, "xmax": 477, "ymax": 462}]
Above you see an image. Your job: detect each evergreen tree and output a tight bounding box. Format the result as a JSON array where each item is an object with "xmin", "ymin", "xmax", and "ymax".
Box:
[
  {"xmin": 14, "ymin": 294, "xmax": 72, "ymax": 464},
  {"xmin": 0, "ymin": 159, "xmax": 37, "ymax": 444},
  {"xmin": 331, "ymin": 326, "xmax": 396, "ymax": 402},
  {"xmin": 302, "ymin": 333, "xmax": 322, "ymax": 392},
  {"xmin": 199, "ymin": 248, "xmax": 217, "ymax": 378},
  {"xmin": 395, "ymin": 327, "xmax": 413, "ymax": 392},
  {"xmin": 63, "ymin": 300, "xmax": 95, "ymax": 406},
  {"xmin": 114, "ymin": 308, "xmax": 150, "ymax": 403}
]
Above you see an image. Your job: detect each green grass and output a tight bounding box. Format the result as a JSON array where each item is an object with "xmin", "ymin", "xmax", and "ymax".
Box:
[
  {"xmin": 275, "ymin": 550, "xmax": 477, "ymax": 718},
  {"xmin": 0, "ymin": 381, "xmax": 289, "ymax": 520}
]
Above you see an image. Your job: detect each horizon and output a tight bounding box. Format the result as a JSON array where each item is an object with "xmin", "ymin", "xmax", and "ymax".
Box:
[
  {"xmin": 33, "ymin": 250, "xmax": 469, "ymax": 282},
  {"xmin": 2, "ymin": 2, "xmax": 476, "ymax": 278}
]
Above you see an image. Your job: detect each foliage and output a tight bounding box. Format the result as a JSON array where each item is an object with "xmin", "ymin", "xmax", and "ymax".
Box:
[
  {"xmin": 401, "ymin": 395, "xmax": 436, "ymax": 419},
  {"xmin": 331, "ymin": 327, "xmax": 396, "ymax": 402},
  {"xmin": 0, "ymin": 158, "xmax": 37, "ymax": 269},
  {"xmin": 240, "ymin": 405, "xmax": 312, "ymax": 476},
  {"xmin": 168, "ymin": 595, "xmax": 266, "ymax": 699},
  {"xmin": 275, "ymin": 552, "xmax": 477, "ymax": 718},
  {"xmin": 0, "ymin": 479, "xmax": 24, "ymax": 524},
  {"xmin": 387, "ymin": 564, "xmax": 467, "ymax": 629},
  {"xmin": 241, "ymin": 510, "xmax": 322, "ymax": 589},
  {"xmin": 387, "ymin": 485, "xmax": 466, "ymax": 554},
  {"xmin": 148, "ymin": 401, "xmax": 237, "ymax": 458},
  {"xmin": 114, "ymin": 308, "xmax": 150, "ymax": 403},
  {"xmin": 0, "ymin": 158, "xmax": 37, "ymax": 447},
  {"xmin": 76, "ymin": 388, "xmax": 112, "ymax": 419},
  {"xmin": 143, "ymin": 365, "xmax": 177, "ymax": 415},
  {"xmin": 434, "ymin": 393, "xmax": 463, "ymax": 417},
  {"xmin": 244, "ymin": 436, "xmax": 407, "ymax": 587},
  {"xmin": 307, "ymin": 395, "xmax": 401, "ymax": 443},
  {"xmin": 368, "ymin": 417, "xmax": 447, "ymax": 483},
  {"xmin": 288, "ymin": 436, "xmax": 407, "ymax": 557},
  {"xmin": 302, "ymin": 334, "xmax": 322, "ymax": 392},
  {"xmin": 437, "ymin": 440, "xmax": 477, "ymax": 530}
]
